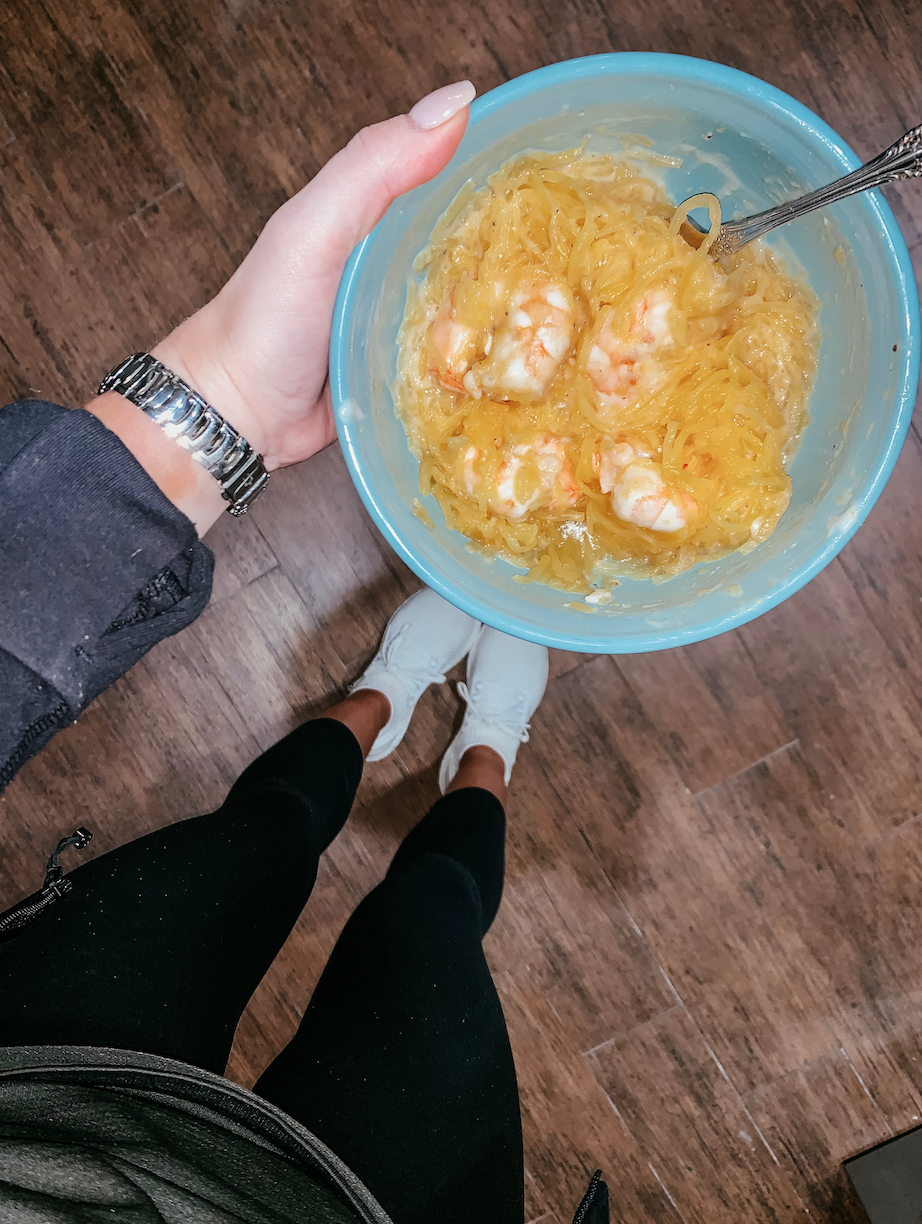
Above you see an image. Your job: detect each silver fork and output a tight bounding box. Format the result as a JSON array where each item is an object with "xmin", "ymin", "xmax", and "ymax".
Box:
[{"xmin": 681, "ymin": 122, "xmax": 922, "ymax": 257}]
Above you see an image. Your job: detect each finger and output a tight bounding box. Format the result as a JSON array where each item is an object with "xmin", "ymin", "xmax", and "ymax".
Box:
[{"xmin": 270, "ymin": 81, "xmax": 476, "ymax": 278}]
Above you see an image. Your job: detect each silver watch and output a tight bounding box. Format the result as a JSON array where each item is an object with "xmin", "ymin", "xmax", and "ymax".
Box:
[{"xmin": 98, "ymin": 352, "xmax": 269, "ymax": 516}]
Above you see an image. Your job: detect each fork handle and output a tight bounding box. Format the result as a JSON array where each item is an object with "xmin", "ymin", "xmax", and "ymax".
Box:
[{"xmin": 714, "ymin": 122, "xmax": 922, "ymax": 253}]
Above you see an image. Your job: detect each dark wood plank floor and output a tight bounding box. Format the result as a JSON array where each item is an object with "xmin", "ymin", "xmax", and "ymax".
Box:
[{"xmin": 2, "ymin": 1, "xmax": 921, "ymax": 1219}]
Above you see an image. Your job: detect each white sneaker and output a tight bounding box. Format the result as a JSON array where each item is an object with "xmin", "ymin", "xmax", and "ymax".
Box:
[
  {"xmin": 438, "ymin": 628, "xmax": 549, "ymax": 792},
  {"xmin": 351, "ymin": 588, "xmax": 482, "ymax": 762}
]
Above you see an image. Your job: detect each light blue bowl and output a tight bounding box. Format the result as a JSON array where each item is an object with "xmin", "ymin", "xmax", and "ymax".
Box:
[{"xmin": 331, "ymin": 53, "xmax": 919, "ymax": 653}]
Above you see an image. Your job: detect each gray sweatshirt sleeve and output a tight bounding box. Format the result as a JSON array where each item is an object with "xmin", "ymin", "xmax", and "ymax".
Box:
[{"xmin": 0, "ymin": 400, "xmax": 214, "ymax": 790}]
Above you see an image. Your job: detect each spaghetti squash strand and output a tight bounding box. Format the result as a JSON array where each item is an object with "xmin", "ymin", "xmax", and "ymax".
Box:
[{"xmin": 395, "ymin": 148, "xmax": 818, "ymax": 588}]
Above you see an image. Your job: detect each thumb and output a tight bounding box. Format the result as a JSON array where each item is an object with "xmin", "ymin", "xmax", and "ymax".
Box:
[{"xmin": 270, "ymin": 81, "xmax": 476, "ymax": 277}]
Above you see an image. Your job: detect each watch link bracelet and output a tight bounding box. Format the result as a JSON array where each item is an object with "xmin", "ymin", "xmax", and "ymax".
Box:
[{"xmin": 98, "ymin": 352, "xmax": 269, "ymax": 516}]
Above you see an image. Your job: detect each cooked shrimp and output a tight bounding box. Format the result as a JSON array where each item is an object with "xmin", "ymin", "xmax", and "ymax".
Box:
[
  {"xmin": 598, "ymin": 439, "xmax": 696, "ymax": 533},
  {"xmin": 430, "ymin": 287, "xmax": 480, "ymax": 393},
  {"xmin": 464, "ymin": 434, "xmax": 581, "ymax": 521},
  {"xmin": 468, "ymin": 279, "xmax": 574, "ymax": 401},
  {"xmin": 587, "ymin": 288, "xmax": 676, "ymax": 407}
]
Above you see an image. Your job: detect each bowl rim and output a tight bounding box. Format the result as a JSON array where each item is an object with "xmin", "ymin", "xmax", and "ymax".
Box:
[{"xmin": 331, "ymin": 51, "xmax": 921, "ymax": 654}]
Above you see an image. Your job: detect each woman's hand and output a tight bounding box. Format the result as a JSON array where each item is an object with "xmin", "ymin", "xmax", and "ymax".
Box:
[{"xmin": 88, "ymin": 81, "xmax": 475, "ymax": 534}]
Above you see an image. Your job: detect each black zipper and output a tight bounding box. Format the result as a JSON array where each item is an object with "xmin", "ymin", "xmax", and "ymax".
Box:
[
  {"xmin": 0, "ymin": 827, "xmax": 92, "ymax": 943},
  {"xmin": 0, "ymin": 699, "xmax": 69, "ymax": 791}
]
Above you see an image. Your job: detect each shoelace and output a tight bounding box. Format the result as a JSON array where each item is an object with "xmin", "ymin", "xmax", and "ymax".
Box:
[
  {"xmin": 457, "ymin": 681, "xmax": 531, "ymax": 743},
  {"xmin": 379, "ymin": 623, "xmax": 447, "ymax": 688}
]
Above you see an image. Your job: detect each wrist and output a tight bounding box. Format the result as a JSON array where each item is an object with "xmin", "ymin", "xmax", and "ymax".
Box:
[
  {"xmin": 85, "ymin": 389, "xmax": 227, "ymax": 537},
  {"xmin": 151, "ymin": 309, "xmax": 273, "ymax": 468},
  {"xmin": 87, "ymin": 315, "xmax": 273, "ymax": 536}
]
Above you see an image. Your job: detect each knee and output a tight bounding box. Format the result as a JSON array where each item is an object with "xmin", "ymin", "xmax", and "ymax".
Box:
[{"xmin": 372, "ymin": 854, "xmax": 487, "ymax": 942}]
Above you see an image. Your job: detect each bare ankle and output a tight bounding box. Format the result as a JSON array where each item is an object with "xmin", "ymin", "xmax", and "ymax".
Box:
[
  {"xmin": 324, "ymin": 688, "xmax": 391, "ymax": 759},
  {"xmin": 447, "ymin": 744, "xmax": 508, "ymax": 807}
]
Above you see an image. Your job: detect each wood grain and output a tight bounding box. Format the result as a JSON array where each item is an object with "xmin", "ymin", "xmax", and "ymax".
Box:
[
  {"xmin": 3, "ymin": 1, "xmax": 922, "ymax": 1220},
  {"xmin": 744, "ymin": 1050, "xmax": 888, "ymax": 1219},
  {"xmin": 585, "ymin": 1005, "xmax": 807, "ymax": 1221},
  {"xmin": 497, "ymin": 964, "xmax": 685, "ymax": 1224},
  {"xmin": 836, "ymin": 427, "xmax": 922, "ymax": 687},
  {"xmin": 0, "ymin": 141, "xmax": 108, "ymax": 404},
  {"xmin": 491, "ymin": 746, "xmax": 676, "ymax": 1051},
  {"xmin": 252, "ymin": 449, "xmax": 420, "ymax": 676},
  {"xmin": 176, "ymin": 566, "xmax": 347, "ymax": 752},
  {"xmin": 205, "ymin": 510, "xmax": 279, "ymax": 607},
  {"xmin": 739, "ymin": 555, "xmax": 922, "ymax": 842},
  {"xmin": 0, "ymin": 0, "xmax": 180, "ymax": 247},
  {"xmin": 617, "ymin": 633, "xmax": 794, "ymax": 795}
]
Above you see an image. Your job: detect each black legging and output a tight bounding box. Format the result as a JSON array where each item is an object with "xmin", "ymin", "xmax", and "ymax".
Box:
[{"xmin": 0, "ymin": 718, "xmax": 524, "ymax": 1224}]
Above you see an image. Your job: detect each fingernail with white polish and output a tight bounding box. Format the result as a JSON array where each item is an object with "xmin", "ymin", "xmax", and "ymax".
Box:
[{"xmin": 409, "ymin": 80, "xmax": 476, "ymax": 130}]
